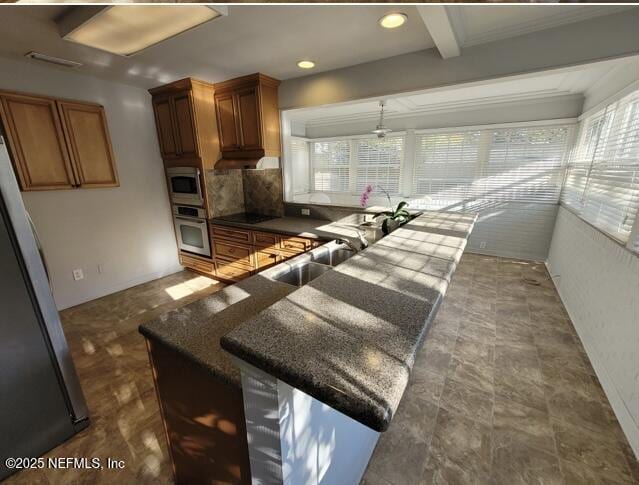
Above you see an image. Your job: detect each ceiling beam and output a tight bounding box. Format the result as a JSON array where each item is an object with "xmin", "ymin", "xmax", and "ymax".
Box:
[{"xmin": 417, "ymin": 6, "xmax": 462, "ymax": 60}]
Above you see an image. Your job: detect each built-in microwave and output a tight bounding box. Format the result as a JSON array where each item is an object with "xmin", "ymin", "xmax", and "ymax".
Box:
[
  {"xmin": 167, "ymin": 167, "xmax": 204, "ymax": 207},
  {"xmin": 173, "ymin": 205, "xmax": 211, "ymax": 258}
]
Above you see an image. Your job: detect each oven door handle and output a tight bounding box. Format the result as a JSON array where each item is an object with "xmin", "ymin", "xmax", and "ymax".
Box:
[{"xmin": 175, "ymin": 216, "xmax": 206, "ymax": 224}]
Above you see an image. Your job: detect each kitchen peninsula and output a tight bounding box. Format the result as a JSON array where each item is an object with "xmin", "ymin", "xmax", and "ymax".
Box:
[{"xmin": 139, "ymin": 210, "xmax": 476, "ymax": 484}]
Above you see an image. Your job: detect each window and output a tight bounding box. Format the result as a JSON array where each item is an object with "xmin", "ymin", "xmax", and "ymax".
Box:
[
  {"xmin": 413, "ymin": 125, "xmax": 570, "ymax": 210},
  {"xmin": 310, "ymin": 136, "xmax": 405, "ymax": 194},
  {"xmin": 413, "ymin": 131, "xmax": 481, "ymax": 204},
  {"xmin": 355, "ymin": 136, "xmax": 403, "ymax": 194},
  {"xmin": 310, "ymin": 140, "xmax": 350, "ymax": 192},
  {"xmin": 561, "ymin": 91, "xmax": 639, "ymax": 244}
]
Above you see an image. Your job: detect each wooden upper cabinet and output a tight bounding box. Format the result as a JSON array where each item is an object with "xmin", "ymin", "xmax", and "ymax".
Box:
[
  {"xmin": 215, "ymin": 93, "xmax": 239, "ymax": 151},
  {"xmin": 149, "ymin": 78, "xmax": 220, "ymax": 170},
  {"xmin": 0, "ymin": 91, "xmax": 118, "ymax": 191},
  {"xmin": 236, "ymin": 86, "xmax": 262, "ymax": 150},
  {"xmin": 0, "ymin": 93, "xmax": 76, "ymax": 190},
  {"xmin": 172, "ymin": 92, "xmax": 198, "ymax": 159},
  {"xmin": 213, "ymin": 73, "xmax": 281, "ymax": 159},
  {"xmin": 58, "ymin": 101, "xmax": 118, "ymax": 188},
  {"xmin": 152, "ymin": 96, "xmax": 179, "ymax": 159}
]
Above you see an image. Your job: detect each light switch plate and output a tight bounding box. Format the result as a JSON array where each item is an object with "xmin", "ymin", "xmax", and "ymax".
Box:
[
  {"xmin": 73, "ymin": 268, "xmax": 84, "ymax": 281},
  {"xmin": 301, "ymin": 208, "xmax": 310, "ymax": 216}
]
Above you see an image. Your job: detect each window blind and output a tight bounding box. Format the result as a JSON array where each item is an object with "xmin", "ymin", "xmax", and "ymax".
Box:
[
  {"xmin": 355, "ymin": 136, "xmax": 404, "ymax": 194},
  {"xmin": 290, "ymin": 137, "xmax": 310, "ymax": 195},
  {"xmin": 561, "ymin": 90, "xmax": 639, "ymax": 244},
  {"xmin": 310, "ymin": 140, "xmax": 350, "ymax": 192},
  {"xmin": 413, "ymin": 125, "xmax": 570, "ymax": 208}
]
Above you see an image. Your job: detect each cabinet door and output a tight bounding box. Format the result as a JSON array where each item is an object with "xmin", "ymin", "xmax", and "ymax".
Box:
[
  {"xmin": 152, "ymin": 96, "xmax": 179, "ymax": 159},
  {"xmin": 255, "ymin": 249, "xmax": 280, "ymax": 270},
  {"xmin": 172, "ymin": 92, "xmax": 198, "ymax": 159},
  {"xmin": 215, "ymin": 93, "xmax": 240, "ymax": 151},
  {"xmin": 235, "ymin": 87, "xmax": 262, "ymax": 150},
  {"xmin": 0, "ymin": 93, "xmax": 77, "ymax": 190},
  {"xmin": 58, "ymin": 101, "xmax": 119, "ymax": 188}
]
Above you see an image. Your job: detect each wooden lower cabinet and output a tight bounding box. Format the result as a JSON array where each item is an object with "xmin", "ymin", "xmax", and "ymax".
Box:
[
  {"xmin": 179, "ymin": 253, "xmax": 215, "ymax": 276},
  {"xmin": 145, "ymin": 338, "xmax": 251, "ymax": 484},
  {"xmin": 215, "ymin": 259, "xmax": 252, "ymax": 281},
  {"xmin": 254, "ymin": 248, "xmax": 281, "ymax": 270},
  {"xmin": 205, "ymin": 224, "xmax": 319, "ymax": 283}
]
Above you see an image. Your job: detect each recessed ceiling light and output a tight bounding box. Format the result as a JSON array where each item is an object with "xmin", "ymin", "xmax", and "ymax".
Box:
[
  {"xmin": 379, "ymin": 13, "xmax": 407, "ymax": 29},
  {"xmin": 58, "ymin": 6, "xmax": 227, "ymax": 57},
  {"xmin": 297, "ymin": 60, "xmax": 316, "ymax": 69}
]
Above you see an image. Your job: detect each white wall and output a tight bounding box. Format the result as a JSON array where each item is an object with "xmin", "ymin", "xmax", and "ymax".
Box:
[
  {"xmin": 0, "ymin": 57, "xmax": 180, "ymax": 310},
  {"xmin": 547, "ymin": 207, "xmax": 639, "ymax": 457},
  {"xmin": 279, "ymin": 8, "xmax": 639, "ymax": 109}
]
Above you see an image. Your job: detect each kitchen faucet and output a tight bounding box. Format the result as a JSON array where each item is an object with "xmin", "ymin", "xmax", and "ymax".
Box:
[{"xmin": 336, "ymin": 228, "xmax": 368, "ymax": 252}]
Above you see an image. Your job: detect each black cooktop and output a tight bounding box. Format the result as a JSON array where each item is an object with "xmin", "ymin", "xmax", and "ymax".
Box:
[{"xmin": 215, "ymin": 213, "xmax": 277, "ymax": 224}]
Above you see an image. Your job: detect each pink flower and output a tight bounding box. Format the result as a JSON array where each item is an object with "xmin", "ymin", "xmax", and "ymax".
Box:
[{"xmin": 359, "ymin": 184, "xmax": 374, "ymax": 207}]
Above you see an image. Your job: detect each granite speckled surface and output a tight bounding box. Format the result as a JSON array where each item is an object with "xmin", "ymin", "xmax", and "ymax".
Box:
[
  {"xmin": 221, "ymin": 211, "xmax": 476, "ymax": 431},
  {"xmin": 139, "ymin": 274, "xmax": 295, "ymax": 388}
]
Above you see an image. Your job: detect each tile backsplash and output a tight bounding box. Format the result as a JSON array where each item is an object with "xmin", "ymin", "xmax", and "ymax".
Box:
[
  {"xmin": 206, "ymin": 168, "xmax": 284, "ymax": 217},
  {"xmin": 243, "ymin": 169, "xmax": 284, "ymax": 217},
  {"xmin": 206, "ymin": 169, "xmax": 245, "ymax": 217}
]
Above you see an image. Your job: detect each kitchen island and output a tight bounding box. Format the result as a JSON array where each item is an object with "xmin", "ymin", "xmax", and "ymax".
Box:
[{"xmin": 140, "ymin": 210, "xmax": 476, "ymax": 484}]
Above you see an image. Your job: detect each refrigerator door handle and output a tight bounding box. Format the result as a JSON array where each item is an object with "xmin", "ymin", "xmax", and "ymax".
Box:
[{"xmin": 25, "ymin": 211, "xmax": 50, "ymax": 285}]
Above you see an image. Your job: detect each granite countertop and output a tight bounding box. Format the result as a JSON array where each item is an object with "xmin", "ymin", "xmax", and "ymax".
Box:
[
  {"xmin": 209, "ymin": 215, "xmax": 377, "ymax": 244},
  {"xmin": 221, "ymin": 211, "xmax": 476, "ymax": 432},
  {"xmin": 139, "ymin": 274, "xmax": 295, "ymax": 388}
]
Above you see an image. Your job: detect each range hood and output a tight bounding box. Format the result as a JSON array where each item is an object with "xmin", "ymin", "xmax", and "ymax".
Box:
[
  {"xmin": 214, "ymin": 158, "xmax": 261, "ymax": 170},
  {"xmin": 214, "ymin": 156, "xmax": 279, "ymax": 170}
]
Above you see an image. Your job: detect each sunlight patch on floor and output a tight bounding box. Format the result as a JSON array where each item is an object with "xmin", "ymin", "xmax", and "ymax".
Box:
[{"xmin": 164, "ymin": 275, "xmax": 219, "ymax": 301}]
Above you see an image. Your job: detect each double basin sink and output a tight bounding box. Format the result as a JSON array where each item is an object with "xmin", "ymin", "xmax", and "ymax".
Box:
[{"xmin": 262, "ymin": 240, "xmax": 356, "ymax": 288}]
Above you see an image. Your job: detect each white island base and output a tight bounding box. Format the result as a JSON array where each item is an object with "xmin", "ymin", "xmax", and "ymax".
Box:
[{"xmin": 235, "ymin": 358, "xmax": 381, "ymax": 485}]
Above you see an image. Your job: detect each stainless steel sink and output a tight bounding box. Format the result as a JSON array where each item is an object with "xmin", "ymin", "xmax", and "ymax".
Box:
[
  {"xmin": 270, "ymin": 262, "xmax": 332, "ymax": 287},
  {"xmin": 311, "ymin": 247, "xmax": 355, "ymax": 267}
]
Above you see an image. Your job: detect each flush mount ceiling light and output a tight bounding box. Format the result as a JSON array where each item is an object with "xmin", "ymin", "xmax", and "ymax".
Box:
[
  {"xmin": 379, "ymin": 13, "xmax": 407, "ymax": 29},
  {"xmin": 297, "ymin": 60, "xmax": 316, "ymax": 69},
  {"xmin": 372, "ymin": 101, "xmax": 392, "ymax": 139},
  {"xmin": 58, "ymin": 5, "xmax": 228, "ymax": 57}
]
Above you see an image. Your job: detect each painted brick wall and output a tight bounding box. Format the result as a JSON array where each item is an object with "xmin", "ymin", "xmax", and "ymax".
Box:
[{"xmin": 547, "ymin": 207, "xmax": 639, "ymax": 458}]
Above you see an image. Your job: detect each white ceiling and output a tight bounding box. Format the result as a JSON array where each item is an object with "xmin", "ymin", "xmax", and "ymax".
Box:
[
  {"xmin": 0, "ymin": 5, "xmax": 634, "ymax": 89},
  {"xmin": 449, "ymin": 5, "xmax": 631, "ymax": 47},
  {"xmin": 286, "ymin": 56, "xmax": 639, "ymax": 126}
]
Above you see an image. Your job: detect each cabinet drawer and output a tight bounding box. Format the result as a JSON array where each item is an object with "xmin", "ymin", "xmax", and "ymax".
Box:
[
  {"xmin": 215, "ymin": 260, "xmax": 252, "ymax": 281},
  {"xmin": 255, "ymin": 249, "xmax": 280, "ymax": 270},
  {"xmin": 279, "ymin": 236, "xmax": 312, "ymax": 253},
  {"xmin": 210, "ymin": 225, "xmax": 251, "ymax": 243},
  {"xmin": 214, "ymin": 241, "xmax": 253, "ymax": 266},
  {"xmin": 253, "ymin": 231, "xmax": 279, "ymax": 247},
  {"xmin": 180, "ymin": 253, "xmax": 214, "ymax": 275}
]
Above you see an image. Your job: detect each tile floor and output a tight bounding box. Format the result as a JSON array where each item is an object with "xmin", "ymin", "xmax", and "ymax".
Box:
[
  {"xmin": 362, "ymin": 253, "xmax": 639, "ymax": 485},
  {"xmin": 4, "ymin": 271, "xmax": 224, "ymax": 485},
  {"xmin": 5, "ymin": 256, "xmax": 638, "ymax": 484}
]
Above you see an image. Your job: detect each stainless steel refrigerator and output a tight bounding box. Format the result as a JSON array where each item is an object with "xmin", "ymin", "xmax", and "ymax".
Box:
[{"xmin": 0, "ymin": 133, "xmax": 89, "ymax": 480}]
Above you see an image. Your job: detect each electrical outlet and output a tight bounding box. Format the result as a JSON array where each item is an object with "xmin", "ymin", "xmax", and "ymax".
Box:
[
  {"xmin": 301, "ymin": 208, "xmax": 310, "ymax": 216},
  {"xmin": 479, "ymin": 241, "xmax": 487, "ymax": 249},
  {"xmin": 72, "ymin": 268, "xmax": 84, "ymax": 281}
]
